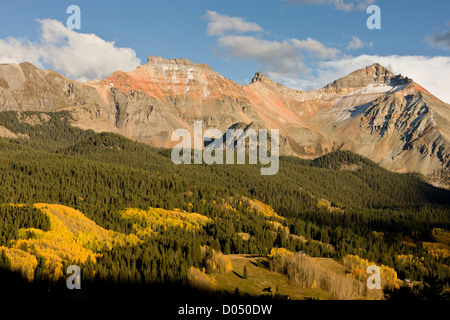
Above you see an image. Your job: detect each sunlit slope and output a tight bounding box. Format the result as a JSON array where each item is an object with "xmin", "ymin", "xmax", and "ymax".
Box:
[{"xmin": 0, "ymin": 203, "xmax": 212, "ymax": 282}]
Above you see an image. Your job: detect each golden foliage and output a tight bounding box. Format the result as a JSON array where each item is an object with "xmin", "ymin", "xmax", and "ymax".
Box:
[
  {"xmin": 0, "ymin": 246, "xmax": 38, "ymax": 282},
  {"xmin": 316, "ymin": 200, "xmax": 328, "ymax": 210},
  {"xmin": 8, "ymin": 203, "xmax": 26, "ymax": 208},
  {"xmin": 397, "ymin": 254, "xmax": 423, "ymax": 264},
  {"xmin": 422, "ymin": 242, "xmax": 450, "ymax": 259},
  {"xmin": 432, "ymin": 228, "xmax": 450, "ymax": 246},
  {"xmin": 269, "ymin": 247, "xmax": 294, "ymax": 258},
  {"xmin": 3, "ymin": 203, "xmax": 130, "ymax": 282},
  {"xmin": 315, "ymin": 199, "xmax": 344, "ymax": 213},
  {"xmin": 17, "ymin": 228, "xmax": 45, "ymax": 240},
  {"xmin": 343, "ymin": 254, "xmax": 398, "ymax": 290},
  {"xmin": 267, "ymin": 220, "xmax": 283, "ymax": 231},
  {"xmin": 34, "ymin": 203, "xmax": 114, "ymax": 250},
  {"xmin": 220, "ymin": 199, "xmax": 238, "ymax": 213},
  {"xmin": 237, "ymin": 232, "xmax": 251, "ymax": 241},
  {"xmin": 201, "ymin": 246, "xmax": 232, "ymax": 274},
  {"xmin": 267, "ymin": 221, "xmax": 290, "ymax": 236},
  {"xmin": 109, "ymin": 231, "xmax": 142, "ymax": 247},
  {"xmin": 211, "ymin": 251, "xmax": 232, "ymax": 274},
  {"xmin": 247, "ymin": 198, "xmax": 284, "ymax": 221},
  {"xmin": 187, "ymin": 266, "xmax": 216, "ymax": 292},
  {"xmin": 372, "ymin": 231, "xmax": 384, "ymax": 240},
  {"xmin": 120, "ymin": 207, "xmax": 211, "ymax": 239},
  {"xmin": 420, "ymin": 228, "xmax": 450, "ymax": 259}
]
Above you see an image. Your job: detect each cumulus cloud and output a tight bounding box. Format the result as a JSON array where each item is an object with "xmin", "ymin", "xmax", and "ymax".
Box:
[
  {"xmin": 278, "ymin": 55, "xmax": 450, "ymax": 103},
  {"xmin": 216, "ymin": 35, "xmax": 339, "ymax": 79},
  {"xmin": 217, "ymin": 36, "xmax": 306, "ymax": 77},
  {"xmin": 0, "ymin": 19, "xmax": 141, "ymax": 81},
  {"xmin": 347, "ymin": 36, "xmax": 364, "ymax": 50},
  {"xmin": 206, "ymin": 11, "xmax": 339, "ymax": 80},
  {"xmin": 0, "ymin": 37, "xmax": 42, "ymax": 65},
  {"xmin": 204, "ymin": 10, "xmax": 263, "ymax": 36},
  {"xmin": 284, "ymin": 0, "xmax": 375, "ymax": 12},
  {"xmin": 291, "ymin": 38, "xmax": 340, "ymax": 58}
]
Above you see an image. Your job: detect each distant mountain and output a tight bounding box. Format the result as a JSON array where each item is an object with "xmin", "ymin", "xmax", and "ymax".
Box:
[{"xmin": 0, "ymin": 58, "xmax": 449, "ymax": 187}]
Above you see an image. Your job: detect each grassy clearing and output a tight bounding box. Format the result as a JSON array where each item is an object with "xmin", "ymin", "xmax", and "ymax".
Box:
[
  {"xmin": 314, "ymin": 257, "xmax": 349, "ymax": 274},
  {"xmin": 214, "ymin": 254, "xmax": 329, "ymax": 300}
]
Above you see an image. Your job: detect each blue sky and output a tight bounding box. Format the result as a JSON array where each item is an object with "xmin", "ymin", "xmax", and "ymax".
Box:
[{"xmin": 1, "ymin": 0, "xmax": 450, "ymax": 101}]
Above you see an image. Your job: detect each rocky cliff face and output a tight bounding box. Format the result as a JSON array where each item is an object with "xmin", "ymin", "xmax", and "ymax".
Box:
[
  {"xmin": 0, "ymin": 62, "xmax": 105, "ymax": 111},
  {"xmin": 0, "ymin": 58, "xmax": 449, "ymax": 187}
]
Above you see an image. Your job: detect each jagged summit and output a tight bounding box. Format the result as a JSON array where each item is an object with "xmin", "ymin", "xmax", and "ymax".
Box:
[
  {"xmin": 251, "ymin": 71, "xmax": 270, "ymax": 83},
  {"xmin": 250, "ymin": 71, "xmax": 290, "ymax": 91},
  {"xmin": 250, "ymin": 72, "xmax": 282, "ymax": 86},
  {"xmin": 324, "ymin": 63, "xmax": 411, "ymax": 90}
]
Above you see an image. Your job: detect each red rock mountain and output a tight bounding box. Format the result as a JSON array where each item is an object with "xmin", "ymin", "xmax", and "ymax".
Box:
[{"xmin": 0, "ymin": 57, "xmax": 449, "ymax": 187}]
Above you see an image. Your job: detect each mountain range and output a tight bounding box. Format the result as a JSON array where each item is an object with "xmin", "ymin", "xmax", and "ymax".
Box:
[{"xmin": 0, "ymin": 57, "xmax": 449, "ymax": 187}]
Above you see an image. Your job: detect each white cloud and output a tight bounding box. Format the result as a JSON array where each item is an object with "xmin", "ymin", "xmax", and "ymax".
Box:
[
  {"xmin": 284, "ymin": 0, "xmax": 375, "ymax": 12},
  {"xmin": 216, "ymin": 35, "xmax": 339, "ymax": 79},
  {"xmin": 277, "ymin": 55, "xmax": 450, "ymax": 104},
  {"xmin": 0, "ymin": 37, "xmax": 42, "ymax": 65},
  {"xmin": 291, "ymin": 38, "xmax": 340, "ymax": 58},
  {"xmin": 205, "ymin": 11, "xmax": 339, "ymax": 80},
  {"xmin": 206, "ymin": 11, "xmax": 340, "ymax": 85},
  {"xmin": 0, "ymin": 19, "xmax": 141, "ymax": 81},
  {"xmin": 204, "ymin": 10, "xmax": 263, "ymax": 36},
  {"xmin": 347, "ymin": 36, "xmax": 364, "ymax": 50},
  {"xmin": 217, "ymin": 35, "xmax": 306, "ymax": 76}
]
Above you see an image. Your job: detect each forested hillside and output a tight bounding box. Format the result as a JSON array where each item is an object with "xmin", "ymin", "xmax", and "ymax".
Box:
[{"xmin": 0, "ymin": 111, "xmax": 449, "ymax": 300}]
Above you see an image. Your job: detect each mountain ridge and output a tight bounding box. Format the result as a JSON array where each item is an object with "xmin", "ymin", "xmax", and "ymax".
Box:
[{"xmin": 0, "ymin": 58, "xmax": 449, "ymax": 187}]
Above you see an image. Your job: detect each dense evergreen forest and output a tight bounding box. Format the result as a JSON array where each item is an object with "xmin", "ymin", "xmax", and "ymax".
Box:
[{"xmin": 0, "ymin": 111, "xmax": 449, "ymax": 300}]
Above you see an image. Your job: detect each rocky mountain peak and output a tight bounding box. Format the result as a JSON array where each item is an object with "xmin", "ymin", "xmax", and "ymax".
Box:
[
  {"xmin": 251, "ymin": 71, "xmax": 273, "ymax": 84},
  {"xmin": 324, "ymin": 63, "xmax": 411, "ymax": 90}
]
